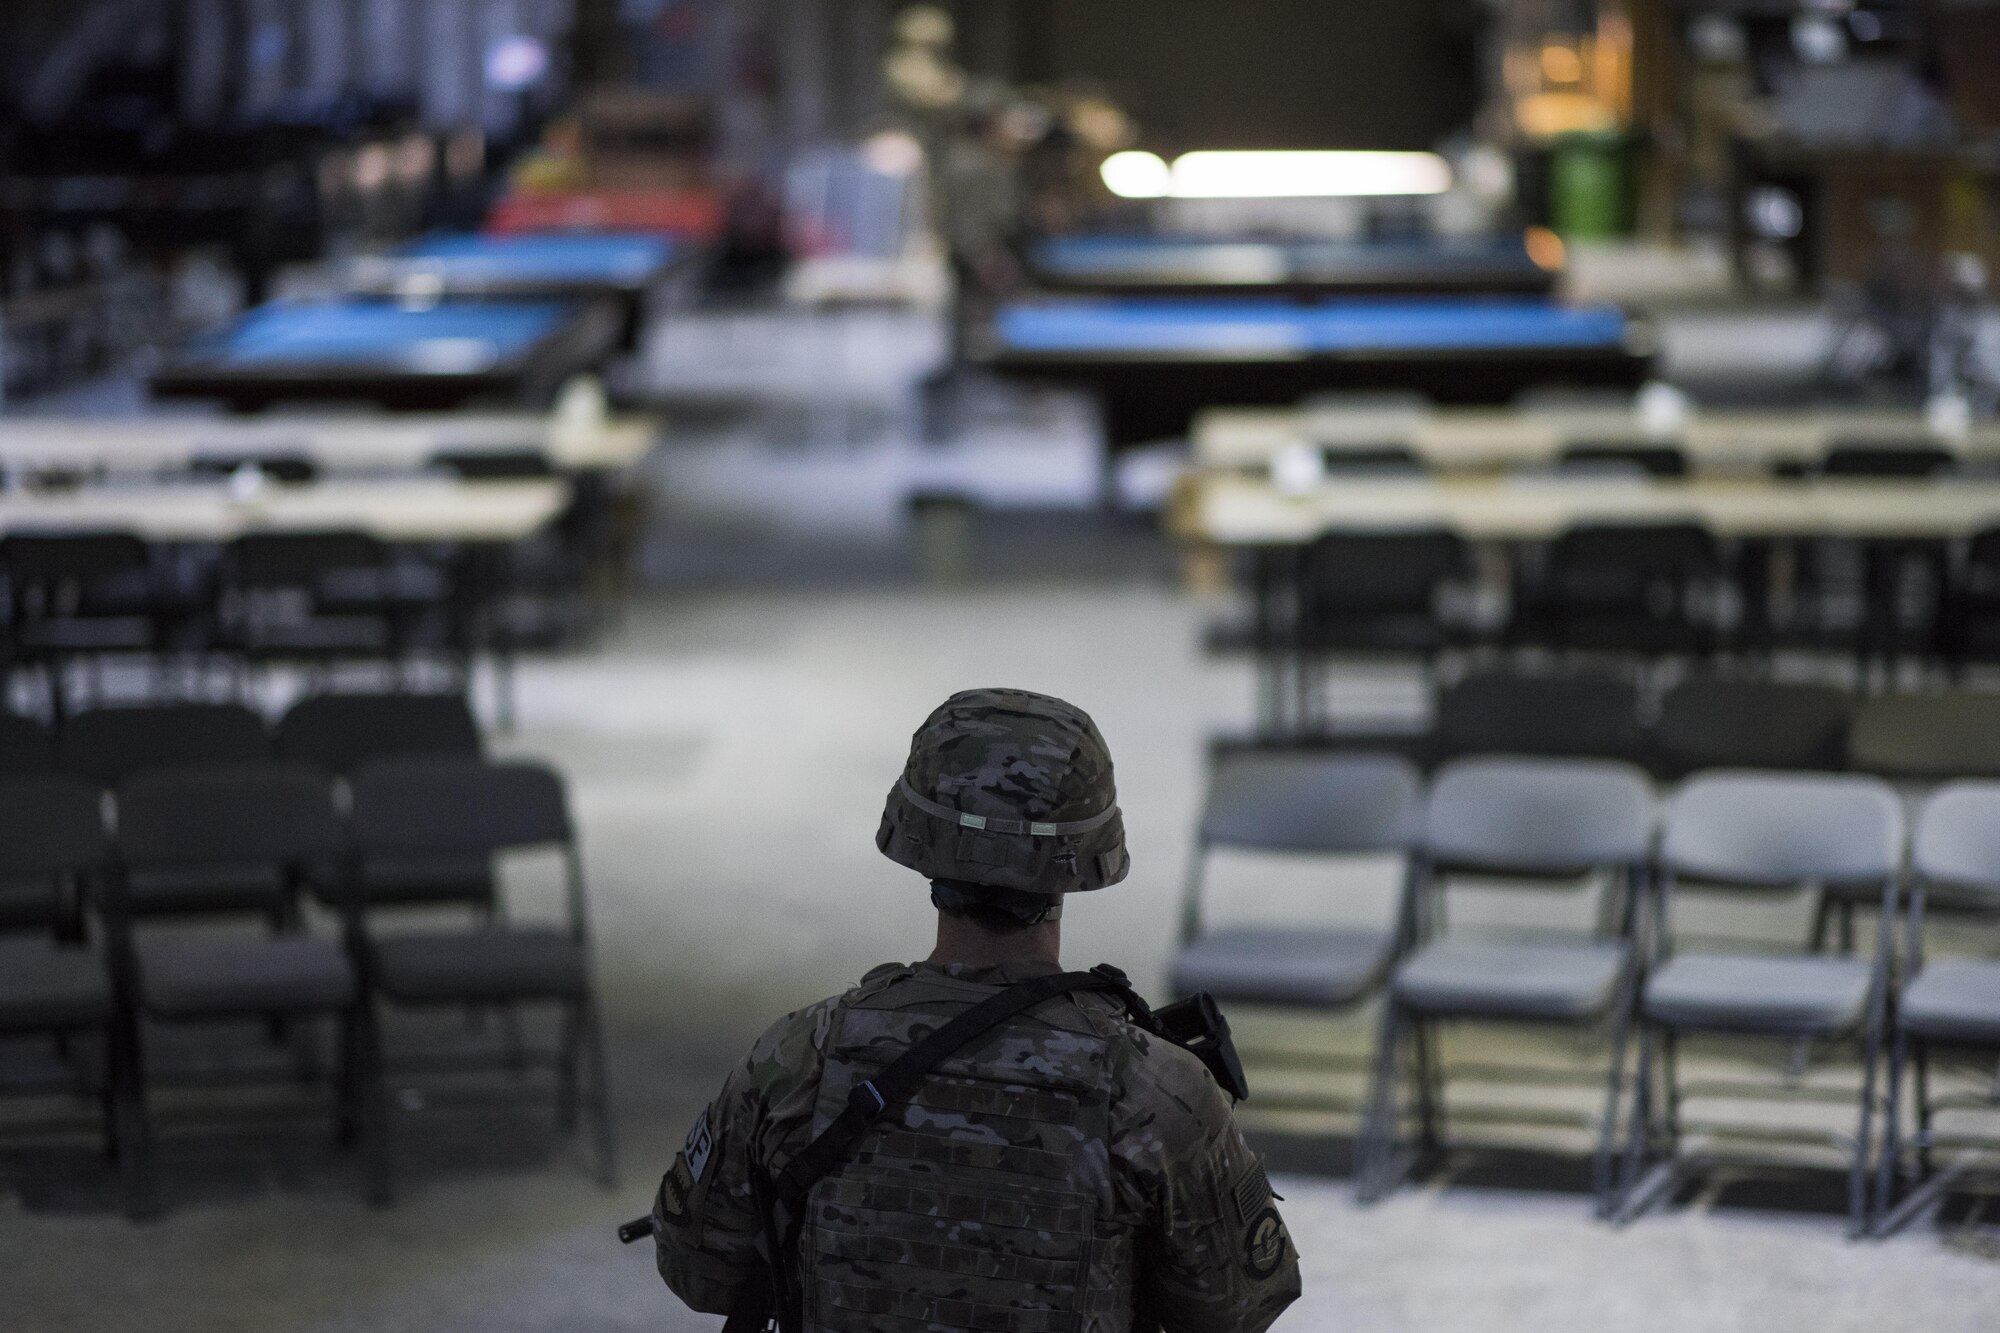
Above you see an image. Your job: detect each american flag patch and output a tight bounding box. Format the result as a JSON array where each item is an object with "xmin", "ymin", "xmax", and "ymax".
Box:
[{"xmin": 1234, "ymin": 1160, "xmax": 1273, "ymax": 1223}]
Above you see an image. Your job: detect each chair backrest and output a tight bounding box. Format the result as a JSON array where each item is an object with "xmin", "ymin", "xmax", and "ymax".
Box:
[
  {"xmin": 0, "ymin": 774, "xmax": 106, "ymax": 879},
  {"xmin": 1659, "ymin": 771, "xmax": 1903, "ymax": 888},
  {"xmin": 1820, "ymin": 443, "xmax": 1956, "ymax": 478},
  {"xmin": 1847, "ymin": 692, "xmax": 2000, "ymax": 780},
  {"xmin": 188, "ymin": 452, "xmax": 320, "ymax": 484},
  {"xmin": 1548, "ymin": 522, "xmax": 1720, "ymax": 579},
  {"xmin": 349, "ymin": 757, "xmax": 572, "ymax": 857},
  {"xmin": 1302, "ymin": 530, "xmax": 1464, "ymax": 614},
  {"xmin": 1316, "ymin": 445, "xmax": 1425, "ymax": 477},
  {"xmin": 1, "ymin": 530, "xmax": 150, "ymax": 582},
  {"xmin": 1557, "ymin": 442, "xmax": 1689, "ymax": 478},
  {"xmin": 1652, "ymin": 678, "xmax": 1852, "ymax": 777},
  {"xmin": 1423, "ymin": 755, "xmax": 1653, "ymax": 876},
  {"xmin": 60, "ymin": 704, "xmax": 270, "ymax": 787},
  {"xmin": 0, "ymin": 712, "xmax": 55, "ymax": 775},
  {"xmin": 114, "ymin": 762, "xmax": 342, "ymax": 870},
  {"xmin": 1911, "ymin": 782, "xmax": 2000, "ymax": 906},
  {"xmin": 229, "ymin": 530, "xmax": 385, "ymax": 584},
  {"xmin": 429, "ymin": 449, "xmax": 556, "ymax": 480},
  {"xmin": 1435, "ymin": 671, "xmax": 1642, "ymax": 761},
  {"xmin": 1199, "ymin": 751, "xmax": 1422, "ymax": 855},
  {"xmin": 277, "ymin": 693, "xmax": 482, "ymax": 772}
]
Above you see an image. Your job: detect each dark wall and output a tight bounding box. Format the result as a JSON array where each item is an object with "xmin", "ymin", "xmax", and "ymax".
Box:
[{"xmin": 966, "ymin": 0, "xmax": 1484, "ymax": 153}]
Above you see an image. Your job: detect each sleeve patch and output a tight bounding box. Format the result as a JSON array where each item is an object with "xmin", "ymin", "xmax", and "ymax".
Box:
[
  {"xmin": 684, "ymin": 1110, "xmax": 715, "ymax": 1182},
  {"xmin": 657, "ymin": 1154, "xmax": 696, "ymax": 1225},
  {"xmin": 1243, "ymin": 1206, "xmax": 1288, "ymax": 1280},
  {"xmin": 1233, "ymin": 1159, "xmax": 1274, "ymax": 1224}
]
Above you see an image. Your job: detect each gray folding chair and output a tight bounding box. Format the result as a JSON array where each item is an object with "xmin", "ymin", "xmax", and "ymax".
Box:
[
  {"xmin": 1356, "ymin": 756, "xmax": 1654, "ymax": 1211},
  {"xmin": 1619, "ymin": 771, "xmax": 1903, "ymax": 1235},
  {"xmin": 1874, "ymin": 782, "xmax": 2000, "ymax": 1235},
  {"xmin": 109, "ymin": 763, "xmax": 389, "ymax": 1209},
  {"xmin": 345, "ymin": 757, "xmax": 615, "ymax": 1187},
  {"xmin": 0, "ymin": 775, "xmax": 147, "ymax": 1215},
  {"xmin": 1168, "ymin": 751, "xmax": 1423, "ymax": 1117}
]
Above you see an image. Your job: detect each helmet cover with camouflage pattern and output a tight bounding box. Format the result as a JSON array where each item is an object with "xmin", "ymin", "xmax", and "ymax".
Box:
[{"xmin": 877, "ymin": 687, "xmax": 1129, "ymax": 896}]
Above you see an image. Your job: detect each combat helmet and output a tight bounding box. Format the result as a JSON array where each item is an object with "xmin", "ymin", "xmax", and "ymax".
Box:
[{"xmin": 877, "ymin": 688, "xmax": 1129, "ymax": 919}]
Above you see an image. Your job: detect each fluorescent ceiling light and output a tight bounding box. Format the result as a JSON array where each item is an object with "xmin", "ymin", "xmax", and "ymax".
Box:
[
  {"xmin": 1100, "ymin": 151, "xmax": 1171, "ymax": 199},
  {"xmin": 1103, "ymin": 149, "xmax": 1453, "ymax": 200}
]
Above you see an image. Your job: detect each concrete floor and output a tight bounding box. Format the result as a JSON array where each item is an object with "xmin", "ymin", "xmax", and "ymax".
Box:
[{"xmin": 4, "ymin": 579, "xmax": 1999, "ymax": 1333}]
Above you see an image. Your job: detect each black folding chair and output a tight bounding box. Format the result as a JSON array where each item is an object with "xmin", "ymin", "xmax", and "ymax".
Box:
[
  {"xmin": 279, "ymin": 693, "xmax": 493, "ymax": 913},
  {"xmin": 1556, "ymin": 442, "xmax": 1690, "ymax": 478},
  {"xmin": 1432, "ymin": 670, "xmax": 1642, "ymax": 766},
  {"xmin": 0, "ymin": 712, "xmax": 55, "ymax": 776},
  {"xmin": 346, "ymin": 757, "xmax": 615, "ymax": 1187},
  {"xmin": 224, "ymin": 531, "xmax": 450, "ymax": 684},
  {"xmin": 0, "ymin": 775, "xmax": 146, "ymax": 1214},
  {"xmin": 1514, "ymin": 523, "xmax": 1725, "ymax": 658},
  {"xmin": 1, "ymin": 531, "xmax": 160, "ymax": 717},
  {"xmin": 1649, "ymin": 677, "xmax": 1853, "ymax": 779},
  {"xmin": 1817, "ymin": 445, "xmax": 1957, "ymax": 673},
  {"xmin": 107, "ymin": 762, "xmax": 387, "ymax": 1208}
]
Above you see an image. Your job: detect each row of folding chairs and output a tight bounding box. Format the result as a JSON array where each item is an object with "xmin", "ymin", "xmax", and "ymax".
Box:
[
  {"xmin": 0, "ymin": 530, "xmax": 471, "ymax": 712},
  {"xmin": 1172, "ymin": 749, "xmax": 2000, "ymax": 1235},
  {"xmin": 0, "ymin": 695, "xmax": 484, "ymax": 941},
  {"xmin": 1250, "ymin": 670, "xmax": 2000, "ymax": 784},
  {"xmin": 1237, "ymin": 521, "xmax": 2000, "ymax": 733}
]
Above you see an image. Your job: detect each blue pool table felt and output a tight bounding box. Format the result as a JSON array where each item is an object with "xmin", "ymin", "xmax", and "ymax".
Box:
[
  {"xmin": 994, "ymin": 298, "xmax": 1628, "ymax": 356},
  {"xmin": 390, "ymin": 233, "xmax": 676, "ymax": 283},
  {"xmin": 205, "ymin": 301, "xmax": 574, "ymax": 371}
]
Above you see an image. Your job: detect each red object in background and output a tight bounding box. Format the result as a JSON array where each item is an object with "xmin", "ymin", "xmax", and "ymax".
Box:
[{"xmin": 486, "ymin": 189, "xmax": 724, "ymax": 241}]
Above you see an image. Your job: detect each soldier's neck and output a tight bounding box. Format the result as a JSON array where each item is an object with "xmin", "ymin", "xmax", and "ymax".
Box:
[{"xmin": 927, "ymin": 912, "xmax": 1061, "ymax": 970}]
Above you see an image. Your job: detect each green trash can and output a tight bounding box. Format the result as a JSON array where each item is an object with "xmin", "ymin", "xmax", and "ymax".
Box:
[{"xmin": 1551, "ymin": 132, "xmax": 1635, "ymax": 239}]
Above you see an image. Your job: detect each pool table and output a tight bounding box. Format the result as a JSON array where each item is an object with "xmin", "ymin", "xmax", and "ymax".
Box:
[
  {"xmin": 981, "ymin": 295, "xmax": 1655, "ymax": 451},
  {"xmin": 345, "ymin": 232, "xmax": 684, "ymax": 347},
  {"xmin": 1027, "ymin": 233, "xmax": 1559, "ymax": 297},
  {"xmin": 151, "ymin": 298, "xmax": 623, "ymax": 412}
]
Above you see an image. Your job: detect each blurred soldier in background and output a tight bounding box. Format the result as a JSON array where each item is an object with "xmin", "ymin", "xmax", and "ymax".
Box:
[{"xmin": 650, "ymin": 687, "xmax": 1301, "ymax": 1332}]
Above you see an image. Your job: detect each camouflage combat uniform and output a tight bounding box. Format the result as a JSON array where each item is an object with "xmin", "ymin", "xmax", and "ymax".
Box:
[{"xmin": 654, "ymin": 958, "xmax": 1301, "ymax": 1333}]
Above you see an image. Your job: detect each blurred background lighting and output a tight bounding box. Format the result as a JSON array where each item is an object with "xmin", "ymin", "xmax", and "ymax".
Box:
[
  {"xmin": 1099, "ymin": 150, "xmax": 1171, "ymax": 198},
  {"xmin": 1167, "ymin": 150, "xmax": 1452, "ymax": 198}
]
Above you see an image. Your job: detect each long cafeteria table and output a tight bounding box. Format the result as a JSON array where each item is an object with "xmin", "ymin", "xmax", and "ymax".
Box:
[
  {"xmin": 0, "ymin": 476, "xmax": 569, "ymax": 543},
  {"xmin": 1178, "ymin": 470, "xmax": 2000, "ymax": 545},
  {"xmin": 1192, "ymin": 405, "xmax": 2000, "ymax": 473},
  {"xmin": 0, "ymin": 412, "xmax": 658, "ymax": 476}
]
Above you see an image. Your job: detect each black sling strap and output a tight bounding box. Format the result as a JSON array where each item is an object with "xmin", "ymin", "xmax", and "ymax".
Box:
[{"xmin": 774, "ymin": 964, "xmax": 1140, "ymax": 1208}]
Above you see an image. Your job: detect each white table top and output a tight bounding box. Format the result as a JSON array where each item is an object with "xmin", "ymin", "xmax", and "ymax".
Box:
[
  {"xmin": 0, "ymin": 477, "xmax": 569, "ymax": 543},
  {"xmin": 1192, "ymin": 405, "xmax": 2000, "ymax": 471},
  {"xmin": 1179, "ymin": 472, "xmax": 2000, "ymax": 546},
  {"xmin": 0, "ymin": 412, "xmax": 657, "ymax": 473}
]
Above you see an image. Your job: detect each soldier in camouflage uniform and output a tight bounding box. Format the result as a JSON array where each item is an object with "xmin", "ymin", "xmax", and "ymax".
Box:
[{"xmin": 653, "ymin": 688, "xmax": 1301, "ymax": 1332}]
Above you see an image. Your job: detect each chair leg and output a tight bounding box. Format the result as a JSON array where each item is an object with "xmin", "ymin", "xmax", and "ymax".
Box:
[
  {"xmin": 556, "ymin": 1002, "xmax": 582, "ymax": 1133},
  {"xmin": 1913, "ymin": 1042, "xmax": 1934, "ymax": 1178},
  {"xmin": 1873, "ymin": 1019, "xmax": 1911, "ymax": 1235},
  {"xmin": 1849, "ymin": 1022, "xmax": 1884, "ymax": 1239},
  {"xmin": 1613, "ymin": 1021, "xmax": 1659, "ymax": 1224},
  {"xmin": 1808, "ymin": 893, "xmax": 1833, "ymax": 953},
  {"xmin": 581, "ymin": 997, "xmax": 618, "ymax": 1189},
  {"xmin": 1355, "ymin": 1001, "xmax": 1407, "ymax": 1204},
  {"xmin": 1411, "ymin": 1019, "xmax": 1443, "ymax": 1155},
  {"xmin": 349, "ymin": 1002, "xmax": 393, "ymax": 1207},
  {"xmin": 109, "ymin": 1012, "xmax": 159, "ymax": 1221},
  {"xmin": 1593, "ymin": 992, "xmax": 1637, "ymax": 1216},
  {"xmin": 1660, "ymin": 1031, "xmax": 1681, "ymax": 1154}
]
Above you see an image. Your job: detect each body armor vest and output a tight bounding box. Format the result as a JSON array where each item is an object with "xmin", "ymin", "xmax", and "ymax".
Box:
[{"xmin": 797, "ymin": 968, "xmax": 1136, "ymax": 1333}]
